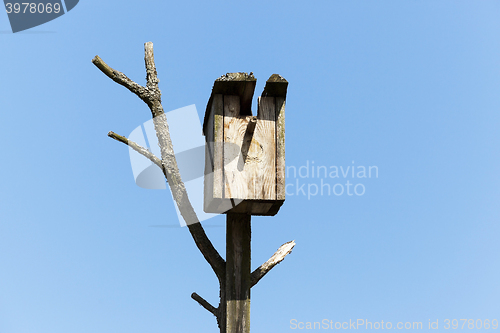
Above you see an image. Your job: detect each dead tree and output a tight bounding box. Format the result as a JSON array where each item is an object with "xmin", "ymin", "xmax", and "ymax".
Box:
[{"xmin": 92, "ymin": 42, "xmax": 295, "ymax": 333}]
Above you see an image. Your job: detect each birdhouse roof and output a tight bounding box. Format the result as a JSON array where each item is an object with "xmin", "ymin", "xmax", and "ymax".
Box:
[{"xmin": 203, "ymin": 73, "xmax": 288, "ymax": 136}]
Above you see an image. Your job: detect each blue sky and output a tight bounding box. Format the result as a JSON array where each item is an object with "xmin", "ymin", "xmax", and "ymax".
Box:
[{"xmin": 1, "ymin": 1, "xmax": 500, "ymax": 332}]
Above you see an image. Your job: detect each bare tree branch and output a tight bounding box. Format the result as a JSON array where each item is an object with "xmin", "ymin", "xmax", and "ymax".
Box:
[
  {"xmin": 95, "ymin": 43, "xmax": 295, "ymax": 333},
  {"xmin": 92, "ymin": 55, "xmax": 150, "ymax": 103},
  {"xmin": 191, "ymin": 292, "xmax": 218, "ymax": 316},
  {"xmin": 93, "ymin": 42, "xmax": 226, "ymax": 282},
  {"xmin": 251, "ymin": 240, "xmax": 295, "ymax": 288},
  {"xmin": 108, "ymin": 131, "xmax": 163, "ymax": 170},
  {"xmin": 144, "ymin": 43, "xmax": 160, "ymax": 92}
]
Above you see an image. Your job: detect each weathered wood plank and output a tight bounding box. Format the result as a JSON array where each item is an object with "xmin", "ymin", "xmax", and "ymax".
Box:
[
  {"xmin": 204, "ymin": 108, "xmax": 214, "ymax": 212},
  {"xmin": 261, "ymin": 74, "xmax": 288, "ymax": 98},
  {"xmin": 213, "ymin": 94, "xmax": 224, "ymax": 199},
  {"xmin": 226, "ymin": 213, "xmax": 251, "ymax": 333},
  {"xmin": 214, "ymin": 72, "xmax": 256, "ymax": 115},
  {"xmin": 203, "ymin": 73, "xmax": 256, "ymax": 135},
  {"xmin": 204, "ymin": 94, "xmax": 226, "ymax": 212},
  {"xmin": 254, "ymin": 97, "xmax": 276, "ymax": 200},
  {"xmin": 275, "ymin": 97, "xmax": 286, "ymax": 201},
  {"xmin": 223, "ymin": 96, "xmax": 276, "ymax": 201},
  {"xmin": 223, "ymin": 95, "xmax": 248, "ymax": 199},
  {"xmin": 261, "ymin": 74, "xmax": 287, "ymax": 203},
  {"xmin": 204, "ymin": 95, "xmax": 215, "ymax": 212},
  {"xmin": 264, "ymin": 200, "xmax": 285, "ymax": 216}
]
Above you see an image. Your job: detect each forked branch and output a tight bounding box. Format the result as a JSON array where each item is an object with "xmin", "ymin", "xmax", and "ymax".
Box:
[
  {"xmin": 92, "ymin": 55, "xmax": 150, "ymax": 104},
  {"xmin": 93, "ymin": 42, "xmax": 225, "ymax": 282}
]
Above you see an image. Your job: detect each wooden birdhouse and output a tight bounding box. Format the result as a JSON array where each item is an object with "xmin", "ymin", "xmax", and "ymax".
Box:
[{"xmin": 203, "ymin": 73, "xmax": 287, "ymax": 215}]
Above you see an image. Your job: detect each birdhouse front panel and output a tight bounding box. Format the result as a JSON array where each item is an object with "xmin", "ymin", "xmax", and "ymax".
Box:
[
  {"xmin": 203, "ymin": 73, "xmax": 287, "ymax": 216},
  {"xmin": 223, "ymin": 95, "xmax": 276, "ymax": 200}
]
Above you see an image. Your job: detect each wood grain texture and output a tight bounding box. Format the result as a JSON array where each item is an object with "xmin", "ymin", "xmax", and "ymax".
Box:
[
  {"xmin": 275, "ymin": 97, "xmax": 286, "ymax": 201},
  {"xmin": 203, "ymin": 73, "xmax": 256, "ymax": 135},
  {"xmin": 223, "ymin": 95, "xmax": 247, "ymax": 199},
  {"xmin": 213, "ymin": 94, "xmax": 224, "ymax": 199},
  {"xmin": 254, "ymin": 97, "xmax": 276, "ymax": 200},
  {"xmin": 204, "ymin": 96, "xmax": 215, "ymax": 212},
  {"xmin": 203, "ymin": 73, "xmax": 287, "ymax": 216},
  {"xmin": 204, "ymin": 94, "xmax": 225, "ymax": 212},
  {"xmin": 223, "ymin": 96, "xmax": 276, "ymax": 201},
  {"xmin": 226, "ymin": 213, "xmax": 251, "ymax": 333}
]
